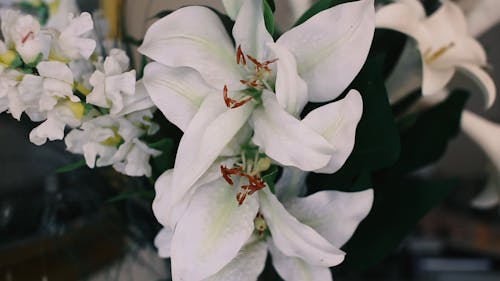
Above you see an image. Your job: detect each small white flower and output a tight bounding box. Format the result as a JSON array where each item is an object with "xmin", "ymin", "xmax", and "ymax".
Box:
[
  {"xmin": 49, "ymin": 12, "xmax": 96, "ymax": 61},
  {"xmin": 112, "ymin": 138, "xmax": 161, "ymax": 177},
  {"xmin": 0, "ymin": 9, "xmax": 42, "ymax": 63},
  {"xmin": 37, "ymin": 61, "xmax": 79, "ymax": 111},
  {"xmin": 377, "ymin": 0, "xmax": 496, "ymax": 106},
  {"xmin": 0, "ymin": 65, "xmax": 21, "ymax": 114},
  {"xmin": 86, "ymin": 49, "xmax": 137, "ymax": 115}
]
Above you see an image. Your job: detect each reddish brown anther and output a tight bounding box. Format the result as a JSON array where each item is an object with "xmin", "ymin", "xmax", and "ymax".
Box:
[
  {"xmin": 221, "ymin": 164, "xmax": 267, "ymax": 205},
  {"xmin": 221, "ymin": 165, "xmax": 243, "ymax": 185},
  {"xmin": 21, "ymin": 31, "xmax": 34, "ymax": 44},
  {"xmin": 222, "ymin": 85, "xmax": 253, "ymax": 109},
  {"xmin": 236, "ymin": 45, "xmax": 247, "ymax": 65}
]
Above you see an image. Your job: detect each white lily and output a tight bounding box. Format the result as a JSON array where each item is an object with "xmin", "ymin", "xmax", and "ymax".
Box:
[
  {"xmin": 458, "ymin": 0, "xmax": 500, "ymax": 37},
  {"xmin": 222, "ymin": 0, "xmax": 313, "ymax": 22},
  {"xmin": 65, "ymin": 109, "xmax": 160, "ymax": 177},
  {"xmin": 153, "ymin": 167, "xmax": 373, "ymax": 281},
  {"xmin": 86, "ymin": 48, "xmax": 136, "ymax": 115},
  {"xmin": 461, "ymin": 110, "xmax": 500, "ymax": 209},
  {"xmin": 0, "ymin": 9, "xmax": 42, "ymax": 64},
  {"xmin": 141, "ymin": 0, "xmax": 373, "ymax": 225},
  {"xmin": 377, "ymin": 0, "xmax": 496, "ymax": 107}
]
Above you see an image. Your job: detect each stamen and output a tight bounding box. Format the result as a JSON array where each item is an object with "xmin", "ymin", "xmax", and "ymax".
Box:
[
  {"xmin": 221, "ymin": 165, "xmax": 243, "ymax": 185},
  {"xmin": 222, "ymin": 85, "xmax": 254, "ymax": 109},
  {"xmin": 236, "ymin": 45, "xmax": 247, "ymax": 65},
  {"xmin": 221, "ymin": 163, "xmax": 267, "ymax": 205},
  {"xmin": 21, "ymin": 31, "xmax": 34, "ymax": 44},
  {"xmin": 425, "ymin": 42, "xmax": 455, "ymax": 64}
]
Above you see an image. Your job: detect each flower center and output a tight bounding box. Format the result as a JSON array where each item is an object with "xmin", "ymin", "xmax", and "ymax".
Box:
[
  {"xmin": 222, "ymin": 45, "xmax": 278, "ymax": 109},
  {"xmin": 423, "ymin": 42, "xmax": 455, "ymax": 64},
  {"xmin": 254, "ymin": 213, "xmax": 267, "ymax": 236},
  {"xmin": 220, "ymin": 149, "xmax": 271, "ymax": 205}
]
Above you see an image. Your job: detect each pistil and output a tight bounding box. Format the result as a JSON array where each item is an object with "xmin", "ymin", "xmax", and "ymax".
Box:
[{"xmin": 424, "ymin": 42, "xmax": 455, "ymax": 64}]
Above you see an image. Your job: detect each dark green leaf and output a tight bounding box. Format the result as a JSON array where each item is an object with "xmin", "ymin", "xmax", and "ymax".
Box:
[
  {"xmin": 106, "ymin": 190, "xmax": 154, "ymax": 203},
  {"xmin": 342, "ymin": 178, "xmax": 457, "ymax": 270},
  {"xmin": 294, "ymin": 0, "xmax": 357, "ymax": 26},
  {"xmin": 150, "ymin": 9, "xmax": 174, "ymax": 19},
  {"xmin": 263, "ymin": 0, "xmax": 275, "ymax": 36},
  {"xmin": 55, "ymin": 159, "xmax": 87, "ymax": 174},
  {"xmin": 149, "ymin": 138, "xmax": 175, "ymax": 180},
  {"xmin": 265, "ymin": 0, "xmax": 275, "ymax": 12},
  {"xmin": 368, "ymin": 29, "xmax": 407, "ymax": 79},
  {"xmin": 391, "ymin": 90, "xmax": 469, "ymax": 175}
]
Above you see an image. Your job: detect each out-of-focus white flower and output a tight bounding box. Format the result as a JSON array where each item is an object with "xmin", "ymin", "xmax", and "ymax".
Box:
[
  {"xmin": 153, "ymin": 167, "xmax": 373, "ymax": 281},
  {"xmin": 49, "ymin": 12, "xmax": 96, "ymax": 61},
  {"xmin": 461, "ymin": 110, "xmax": 500, "ymax": 209},
  {"xmin": 45, "ymin": 0, "xmax": 80, "ymax": 30},
  {"xmin": 0, "ymin": 9, "xmax": 42, "ymax": 64},
  {"xmin": 87, "ymin": 49, "xmax": 137, "ymax": 115},
  {"xmin": 458, "ymin": 0, "xmax": 500, "ymax": 37},
  {"xmin": 0, "ymin": 65, "xmax": 21, "ymax": 114},
  {"xmin": 65, "ymin": 109, "xmax": 160, "ymax": 177},
  {"xmin": 377, "ymin": 0, "xmax": 496, "ymax": 107}
]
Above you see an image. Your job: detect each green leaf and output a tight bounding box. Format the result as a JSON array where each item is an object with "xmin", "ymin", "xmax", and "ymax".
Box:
[
  {"xmin": 307, "ymin": 57, "xmax": 400, "ymax": 190},
  {"xmin": 149, "ymin": 9, "xmax": 174, "ymax": 19},
  {"xmin": 263, "ymin": 0, "xmax": 275, "ymax": 36},
  {"xmin": 106, "ymin": 190, "xmax": 155, "ymax": 203},
  {"xmin": 265, "ymin": 0, "xmax": 275, "ymax": 12},
  {"xmin": 294, "ymin": 0, "xmax": 357, "ymax": 26},
  {"xmin": 55, "ymin": 159, "xmax": 87, "ymax": 174},
  {"xmin": 368, "ymin": 29, "xmax": 407, "ymax": 79},
  {"xmin": 391, "ymin": 90, "xmax": 469, "ymax": 175},
  {"xmin": 341, "ymin": 178, "xmax": 457, "ymax": 271}
]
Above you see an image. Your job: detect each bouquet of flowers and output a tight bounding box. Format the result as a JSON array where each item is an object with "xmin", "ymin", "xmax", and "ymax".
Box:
[{"xmin": 1, "ymin": 0, "xmax": 500, "ymax": 280}]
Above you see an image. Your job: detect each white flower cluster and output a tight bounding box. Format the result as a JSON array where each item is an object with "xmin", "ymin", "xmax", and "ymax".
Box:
[{"xmin": 0, "ymin": 7, "xmax": 158, "ymax": 177}]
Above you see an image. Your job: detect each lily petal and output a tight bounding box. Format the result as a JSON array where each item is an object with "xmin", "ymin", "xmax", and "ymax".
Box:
[
  {"xmin": 170, "ymin": 95, "xmax": 253, "ymax": 214},
  {"xmin": 171, "ymin": 179, "xmax": 259, "ymax": 281},
  {"xmin": 268, "ymin": 241, "xmax": 332, "ymax": 281},
  {"xmin": 376, "ymin": 0, "xmax": 425, "ymax": 39},
  {"xmin": 143, "ymin": 63, "xmax": 215, "ymax": 131},
  {"xmin": 251, "ymin": 91, "xmax": 334, "ymax": 171},
  {"xmin": 259, "ymin": 188, "xmax": 345, "ymax": 267},
  {"xmin": 154, "ymin": 227, "xmax": 174, "ymax": 258},
  {"xmin": 275, "ymin": 166, "xmax": 308, "ymax": 202},
  {"xmin": 139, "ymin": 6, "xmax": 241, "ymax": 90},
  {"xmin": 302, "ymin": 90, "xmax": 363, "ymax": 174},
  {"xmin": 471, "ymin": 170, "xmax": 500, "ymax": 209},
  {"xmin": 277, "ymin": 0, "xmax": 375, "ymax": 102},
  {"xmin": 421, "ymin": 62, "xmax": 455, "ymax": 96},
  {"xmin": 232, "ymin": 0, "xmax": 273, "ymax": 61},
  {"xmin": 267, "ymin": 42, "xmax": 308, "ymax": 116},
  {"xmin": 204, "ymin": 239, "xmax": 267, "ymax": 281},
  {"xmin": 222, "ymin": 0, "xmax": 244, "ymax": 20},
  {"xmin": 457, "ymin": 63, "xmax": 496, "ymax": 108},
  {"xmin": 285, "ymin": 189, "xmax": 373, "ymax": 248}
]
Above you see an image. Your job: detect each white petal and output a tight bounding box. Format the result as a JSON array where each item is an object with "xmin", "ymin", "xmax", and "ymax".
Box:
[
  {"xmin": 471, "ymin": 171, "xmax": 500, "ymax": 209},
  {"xmin": 87, "ymin": 71, "xmax": 108, "ymax": 107},
  {"xmin": 375, "ymin": 0, "xmax": 425, "ymax": 39},
  {"xmin": 222, "ymin": 0, "xmax": 244, "ymax": 20},
  {"xmin": 59, "ymin": 12, "xmax": 96, "ymax": 59},
  {"xmin": 37, "ymin": 61, "xmax": 73, "ymax": 84},
  {"xmin": 251, "ymin": 91, "xmax": 334, "ymax": 171},
  {"xmin": 421, "ymin": 62, "xmax": 455, "ymax": 96},
  {"xmin": 232, "ymin": 0, "xmax": 274, "ymax": 61},
  {"xmin": 259, "ymin": 188, "xmax": 345, "ymax": 267},
  {"xmin": 302, "ymin": 90, "xmax": 363, "ymax": 174},
  {"xmin": 277, "ymin": 0, "xmax": 375, "ymax": 102},
  {"xmin": 154, "ymin": 227, "xmax": 174, "ymax": 258},
  {"xmin": 170, "ymin": 95, "xmax": 253, "ymax": 212},
  {"xmin": 267, "ymin": 42, "xmax": 308, "ymax": 116},
  {"xmin": 139, "ymin": 6, "xmax": 242, "ymax": 90},
  {"xmin": 464, "ymin": 0, "xmax": 500, "ymax": 37},
  {"xmin": 204, "ymin": 240, "xmax": 267, "ymax": 281},
  {"xmin": 143, "ymin": 63, "xmax": 215, "ymax": 132},
  {"xmin": 115, "ymin": 80, "xmax": 155, "ymax": 116},
  {"xmin": 285, "ymin": 189, "xmax": 373, "ymax": 248},
  {"xmin": 457, "ymin": 64, "xmax": 496, "ymax": 109},
  {"xmin": 171, "ymin": 179, "xmax": 259, "ymax": 281},
  {"xmin": 269, "ymin": 241, "xmax": 332, "ymax": 281},
  {"xmin": 275, "ymin": 166, "xmax": 308, "ymax": 202}
]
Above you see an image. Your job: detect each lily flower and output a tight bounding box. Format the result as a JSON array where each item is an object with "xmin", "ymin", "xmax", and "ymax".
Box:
[
  {"xmin": 461, "ymin": 110, "xmax": 500, "ymax": 209},
  {"xmin": 86, "ymin": 48, "xmax": 137, "ymax": 115},
  {"xmin": 377, "ymin": 0, "xmax": 496, "ymax": 107},
  {"xmin": 140, "ymin": 0, "xmax": 373, "ymax": 225},
  {"xmin": 153, "ymin": 167, "xmax": 373, "ymax": 281},
  {"xmin": 0, "ymin": 9, "xmax": 42, "ymax": 64},
  {"xmin": 222, "ymin": 0, "xmax": 313, "ymax": 22}
]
